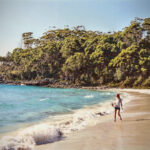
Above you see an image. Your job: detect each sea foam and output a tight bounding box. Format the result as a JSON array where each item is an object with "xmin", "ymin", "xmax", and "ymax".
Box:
[
  {"xmin": 40, "ymin": 98, "xmax": 49, "ymax": 102},
  {"xmin": 84, "ymin": 94, "xmax": 94, "ymax": 98},
  {"xmin": 0, "ymin": 125, "xmax": 62, "ymax": 150},
  {"xmin": 0, "ymin": 135, "xmax": 35, "ymax": 150},
  {"xmin": 20, "ymin": 124, "xmax": 62, "ymax": 145}
]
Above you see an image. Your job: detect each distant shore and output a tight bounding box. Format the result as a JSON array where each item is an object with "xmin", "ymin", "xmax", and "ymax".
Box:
[
  {"xmin": 1, "ymin": 79, "xmax": 149, "ymax": 90},
  {"xmin": 36, "ymin": 90, "xmax": 150, "ymax": 150},
  {"xmin": 0, "ymin": 79, "xmax": 108, "ymax": 89}
]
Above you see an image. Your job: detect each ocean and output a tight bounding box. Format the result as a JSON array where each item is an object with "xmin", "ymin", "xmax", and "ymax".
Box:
[{"xmin": 0, "ymin": 84, "xmax": 129, "ymax": 149}]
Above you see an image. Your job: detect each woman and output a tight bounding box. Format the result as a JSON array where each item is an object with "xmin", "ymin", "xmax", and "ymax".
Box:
[{"xmin": 113, "ymin": 94, "xmax": 123, "ymax": 122}]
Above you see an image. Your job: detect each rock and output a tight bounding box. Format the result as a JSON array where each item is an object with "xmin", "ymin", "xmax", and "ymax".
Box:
[
  {"xmin": 21, "ymin": 78, "xmax": 56, "ymax": 86},
  {"xmin": 96, "ymin": 112, "xmax": 105, "ymax": 116},
  {"xmin": 39, "ymin": 78, "xmax": 55, "ymax": 85},
  {"xmin": 0, "ymin": 76, "xmax": 3, "ymax": 83}
]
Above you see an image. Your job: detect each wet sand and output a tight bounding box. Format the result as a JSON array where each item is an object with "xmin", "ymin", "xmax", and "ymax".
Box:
[{"xmin": 36, "ymin": 92, "xmax": 150, "ymax": 150}]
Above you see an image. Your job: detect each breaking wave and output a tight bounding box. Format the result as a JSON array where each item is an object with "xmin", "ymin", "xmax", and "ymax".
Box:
[{"xmin": 0, "ymin": 125, "xmax": 62, "ymax": 150}]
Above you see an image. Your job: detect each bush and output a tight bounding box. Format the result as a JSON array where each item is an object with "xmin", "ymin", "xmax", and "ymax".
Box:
[
  {"xmin": 107, "ymin": 82, "xmax": 120, "ymax": 87},
  {"xmin": 133, "ymin": 76, "xmax": 143, "ymax": 86},
  {"xmin": 121, "ymin": 77, "xmax": 135, "ymax": 87},
  {"xmin": 114, "ymin": 68, "xmax": 124, "ymax": 81},
  {"xmin": 142, "ymin": 77, "xmax": 150, "ymax": 87}
]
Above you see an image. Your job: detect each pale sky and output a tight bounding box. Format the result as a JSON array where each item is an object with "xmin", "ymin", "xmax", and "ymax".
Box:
[{"xmin": 0, "ymin": 0, "xmax": 150, "ymax": 56}]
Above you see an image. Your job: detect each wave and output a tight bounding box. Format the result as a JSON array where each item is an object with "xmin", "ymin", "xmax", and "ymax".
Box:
[
  {"xmin": 0, "ymin": 125, "xmax": 62, "ymax": 150},
  {"xmin": 0, "ymin": 135, "xmax": 35, "ymax": 150},
  {"xmin": 0, "ymin": 92, "xmax": 133, "ymax": 150},
  {"xmin": 84, "ymin": 95, "xmax": 94, "ymax": 98},
  {"xmin": 40, "ymin": 98, "xmax": 49, "ymax": 102}
]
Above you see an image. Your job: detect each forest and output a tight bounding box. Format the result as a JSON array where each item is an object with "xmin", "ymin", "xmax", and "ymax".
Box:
[{"xmin": 0, "ymin": 17, "xmax": 150, "ymax": 88}]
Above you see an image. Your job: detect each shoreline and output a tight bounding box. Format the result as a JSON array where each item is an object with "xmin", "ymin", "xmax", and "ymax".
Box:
[
  {"xmin": 0, "ymin": 88, "xmax": 150, "ymax": 150},
  {"xmin": 35, "ymin": 90, "xmax": 150, "ymax": 150},
  {"xmin": 0, "ymin": 89, "xmax": 119, "ymax": 136},
  {"xmin": 1, "ymin": 81, "xmax": 150, "ymax": 89}
]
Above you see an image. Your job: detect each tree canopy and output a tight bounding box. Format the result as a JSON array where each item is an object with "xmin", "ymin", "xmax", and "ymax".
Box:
[{"xmin": 0, "ymin": 18, "xmax": 150, "ymax": 88}]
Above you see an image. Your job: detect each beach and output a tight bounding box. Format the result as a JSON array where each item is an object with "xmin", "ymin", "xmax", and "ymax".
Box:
[{"xmin": 36, "ymin": 91, "xmax": 150, "ymax": 150}]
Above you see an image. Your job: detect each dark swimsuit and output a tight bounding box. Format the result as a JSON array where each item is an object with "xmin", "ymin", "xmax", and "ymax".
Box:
[{"xmin": 115, "ymin": 106, "xmax": 120, "ymax": 110}]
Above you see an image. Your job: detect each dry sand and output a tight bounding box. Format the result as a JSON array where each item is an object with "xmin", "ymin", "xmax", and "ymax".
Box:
[{"xmin": 36, "ymin": 92, "xmax": 150, "ymax": 150}]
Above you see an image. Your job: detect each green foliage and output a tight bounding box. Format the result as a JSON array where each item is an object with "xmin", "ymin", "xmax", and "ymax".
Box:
[
  {"xmin": 114, "ymin": 68, "xmax": 124, "ymax": 81},
  {"xmin": 0, "ymin": 17, "xmax": 150, "ymax": 88},
  {"xmin": 142, "ymin": 77, "xmax": 150, "ymax": 87},
  {"xmin": 133, "ymin": 76, "xmax": 143, "ymax": 87},
  {"xmin": 60, "ymin": 37, "xmax": 82, "ymax": 58},
  {"xmin": 109, "ymin": 44, "xmax": 140, "ymax": 77},
  {"xmin": 121, "ymin": 77, "xmax": 136, "ymax": 87},
  {"xmin": 142, "ymin": 18, "xmax": 150, "ymax": 41}
]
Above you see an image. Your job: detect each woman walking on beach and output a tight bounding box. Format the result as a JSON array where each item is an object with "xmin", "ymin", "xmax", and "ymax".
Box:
[{"xmin": 113, "ymin": 94, "xmax": 123, "ymax": 122}]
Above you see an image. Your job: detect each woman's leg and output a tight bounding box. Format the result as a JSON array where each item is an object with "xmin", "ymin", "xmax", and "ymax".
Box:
[
  {"xmin": 118, "ymin": 109, "xmax": 122, "ymax": 120},
  {"xmin": 114, "ymin": 109, "xmax": 117, "ymax": 122}
]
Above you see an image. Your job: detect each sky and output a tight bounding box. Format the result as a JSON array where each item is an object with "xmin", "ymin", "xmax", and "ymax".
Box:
[{"xmin": 0, "ymin": 0, "xmax": 150, "ymax": 56}]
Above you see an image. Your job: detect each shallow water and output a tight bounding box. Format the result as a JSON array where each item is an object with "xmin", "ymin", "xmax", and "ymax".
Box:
[{"xmin": 0, "ymin": 84, "xmax": 116, "ymax": 134}]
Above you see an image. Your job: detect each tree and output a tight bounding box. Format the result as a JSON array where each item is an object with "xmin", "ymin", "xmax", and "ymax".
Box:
[
  {"xmin": 62, "ymin": 53, "xmax": 86, "ymax": 84},
  {"xmin": 109, "ymin": 45, "xmax": 140, "ymax": 81},
  {"xmin": 123, "ymin": 20, "xmax": 142, "ymax": 47},
  {"xmin": 22, "ymin": 32, "xmax": 34, "ymax": 48},
  {"xmin": 60, "ymin": 37, "xmax": 83, "ymax": 58},
  {"xmin": 142, "ymin": 18, "xmax": 150, "ymax": 41}
]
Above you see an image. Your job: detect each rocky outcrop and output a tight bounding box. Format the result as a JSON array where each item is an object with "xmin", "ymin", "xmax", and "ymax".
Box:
[
  {"xmin": 0, "ymin": 76, "xmax": 3, "ymax": 83},
  {"xmin": 21, "ymin": 79, "xmax": 81, "ymax": 88},
  {"xmin": 21, "ymin": 78, "xmax": 56, "ymax": 86},
  {"xmin": 1, "ymin": 78, "xmax": 101, "ymax": 89}
]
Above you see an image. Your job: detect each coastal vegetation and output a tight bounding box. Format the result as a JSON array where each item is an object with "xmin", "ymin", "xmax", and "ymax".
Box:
[{"xmin": 0, "ymin": 18, "xmax": 150, "ymax": 88}]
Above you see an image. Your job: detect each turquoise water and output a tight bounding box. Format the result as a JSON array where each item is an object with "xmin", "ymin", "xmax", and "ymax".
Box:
[{"xmin": 0, "ymin": 84, "xmax": 115, "ymax": 133}]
